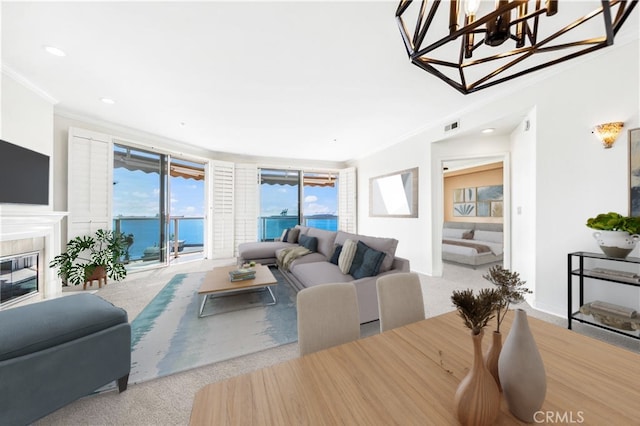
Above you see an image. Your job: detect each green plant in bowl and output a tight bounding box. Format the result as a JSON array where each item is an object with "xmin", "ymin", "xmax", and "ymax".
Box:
[{"xmin": 586, "ymin": 212, "xmax": 640, "ymax": 234}]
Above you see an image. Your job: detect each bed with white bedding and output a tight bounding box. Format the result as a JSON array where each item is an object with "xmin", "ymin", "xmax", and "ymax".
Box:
[{"xmin": 442, "ymin": 222, "xmax": 503, "ymax": 268}]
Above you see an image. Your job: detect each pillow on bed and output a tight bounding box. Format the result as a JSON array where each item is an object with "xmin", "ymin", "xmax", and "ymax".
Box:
[
  {"xmin": 442, "ymin": 228, "xmax": 471, "ymax": 239},
  {"xmin": 462, "ymin": 230, "xmax": 474, "ymax": 240},
  {"xmin": 473, "ymin": 230, "xmax": 503, "ymax": 243}
]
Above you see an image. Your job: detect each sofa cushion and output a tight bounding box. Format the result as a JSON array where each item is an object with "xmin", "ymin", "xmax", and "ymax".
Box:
[
  {"xmin": 286, "ymin": 228, "xmax": 301, "ymax": 243},
  {"xmin": 290, "ymin": 262, "xmax": 353, "ymax": 287},
  {"xmin": 299, "ymin": 234, "xmax": 318, "ymax": 252},
  {"xmin": 296, "ymin": 224, "xmax": 310, "ymax": 235},
  {"xmin": 338, "ymin": 239, "xmax": 358, "ymax": 274},
  {"xmin": 335, "ymin": 231, "xmax": 398, "ymax": 273},
  {"xmin": 329, "ymin": 244, "xmax": 342, "ymax": 265},
  {"xmin": 0, "ymin": 293, "xmax": 128, "ymax": 361},
  {"xmin": 238, "ymin": 241, "xmax": 296, "ymax": 260},
  {"xmin": 305, "ymin": 227, "xmax": 337, "ymax": 258},
  {"xmin": 350, "ymin": 241, "xmax": 386, "ymax": 279}
]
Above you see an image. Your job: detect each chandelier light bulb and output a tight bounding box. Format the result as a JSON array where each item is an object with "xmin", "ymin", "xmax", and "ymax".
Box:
[{"xmin": 464, "ymin": 0, "xmax": 481, "ymax": 16}]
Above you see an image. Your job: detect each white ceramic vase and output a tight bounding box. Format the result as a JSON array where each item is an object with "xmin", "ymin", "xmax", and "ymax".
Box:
[
  {"xmin": 498, "ymin": 309, "xmax": 546, "ymax": 422},
  {"xmin": 593, "ymin": 230, "xmax": 640, "ymax": 258}
]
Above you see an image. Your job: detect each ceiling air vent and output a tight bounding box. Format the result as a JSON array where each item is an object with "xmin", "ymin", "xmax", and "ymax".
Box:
[{"xmin": 444, "ymin": 121, "xmax": 459, "ymax": 132}]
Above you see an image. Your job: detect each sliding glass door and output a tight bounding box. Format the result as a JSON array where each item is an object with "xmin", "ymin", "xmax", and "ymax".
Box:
[
  {"xmin": 113, "ymin": 144, "xmax": 167, "ymax": 266},
  {"xmin": 167, "ymin": 158, "xmax": 206, "ymax": 263},
  {"xmin": 113, "ymin": 144, "xmax": 205, "ymax": 267}
]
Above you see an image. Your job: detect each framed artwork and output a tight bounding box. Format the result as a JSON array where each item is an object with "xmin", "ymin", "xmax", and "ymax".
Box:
[
  {"xmin": 453, "ymin": 203, "xmax": 476, "ymax": 217},
  {"xmin": 453, "ymin": 185, "xmax": 504, "ymax": 217},
  {"xmin": 370, "ymin": 167, "xmax": 419, "ymax": 217},
  {"xmin": 629, "ymin": 128, "xmax": 640, "ymax": 216},
  {"xmin": 465, "ymin": 187, "xmax": 476, "ymax": 202},
  {"xmin": 477, "ymin": 202, "xmax": 491, "ymax": 217},
  {"xmin": 477, "ymin": 185, "xmax": 504, "ymax": 202}
]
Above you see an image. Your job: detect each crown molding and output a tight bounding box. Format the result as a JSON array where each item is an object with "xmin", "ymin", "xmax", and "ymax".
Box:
[{"xmin": 2, "ymin": 65, "xmax": 59, "ymax": 105}]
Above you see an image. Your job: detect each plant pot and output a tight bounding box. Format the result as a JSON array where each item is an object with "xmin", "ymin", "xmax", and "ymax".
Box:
[
  {"xmin": 83, "ymin": 265, "xmax": 107, "ymax": 290},
  {"xmin": 592, "ymin": 230, "xmax": 640, "ymax": 258}
]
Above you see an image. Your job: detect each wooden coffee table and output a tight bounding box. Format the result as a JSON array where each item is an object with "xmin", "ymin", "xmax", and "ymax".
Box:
[{"xmin": 197, "ymin": 264, "xmax": 278, "ymax": 318}]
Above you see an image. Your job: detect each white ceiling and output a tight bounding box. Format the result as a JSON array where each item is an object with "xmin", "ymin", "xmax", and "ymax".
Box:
[{"xmin": 2, "ymin": 1, "xmax": 638, "ymax": 162}]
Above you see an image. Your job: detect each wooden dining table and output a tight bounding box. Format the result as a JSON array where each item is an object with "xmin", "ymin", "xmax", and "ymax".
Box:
[{"xmin": 190, "ymin": 310, "xmax": 640, "ymax": 425}]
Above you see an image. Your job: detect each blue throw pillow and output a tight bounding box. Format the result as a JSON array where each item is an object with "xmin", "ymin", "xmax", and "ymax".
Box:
[
  {"xmin": 350, "ymin": 241, "xmax": 386, "ymax": 279},
  {"xmin": 329, "ymin": 244, "xmax": 343, "ymax": 265},
  {"xmin": 298, "ymin": 234, "xmax": 318, "ymax": 252}
]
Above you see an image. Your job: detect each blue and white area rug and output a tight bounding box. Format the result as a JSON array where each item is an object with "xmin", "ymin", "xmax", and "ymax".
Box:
[{"xmin": 128, "ymin": 267, "xmax": 298, "ymax": 384}]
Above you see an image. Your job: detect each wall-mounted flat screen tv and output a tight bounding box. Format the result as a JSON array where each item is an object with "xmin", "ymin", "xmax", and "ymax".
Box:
[{"xmin": 0, "ymin": 139, "xmax": 50, "ymax": 205}]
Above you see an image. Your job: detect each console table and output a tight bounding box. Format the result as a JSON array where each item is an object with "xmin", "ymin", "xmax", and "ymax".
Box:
[
  {"xmin": 190, "ymin": 310, "xmax": 639, "ymax": 425},
  {"xmin": 568, "ymin": 251, "xmax": 640, "ymax": 340}
]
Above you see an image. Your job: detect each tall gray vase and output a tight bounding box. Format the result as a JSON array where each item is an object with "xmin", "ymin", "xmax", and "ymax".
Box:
[{"xmin": 498, "ymin": 309, "xmax": 546, "ymax": 422}]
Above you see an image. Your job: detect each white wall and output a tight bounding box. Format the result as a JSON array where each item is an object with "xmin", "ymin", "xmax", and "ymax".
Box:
[
  {"xmin": 354, "ymin": 39, "xmax": 640, "ymax": 317},
  {"xmin": 1, "ymin": 71, "xmax": 55, "ymax": 212}
]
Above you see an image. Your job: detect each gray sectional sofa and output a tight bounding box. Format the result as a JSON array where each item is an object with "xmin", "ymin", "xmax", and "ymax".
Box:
[{"xmin": 238, "ymin": 225, "xmax": 410, "ymax": 323}]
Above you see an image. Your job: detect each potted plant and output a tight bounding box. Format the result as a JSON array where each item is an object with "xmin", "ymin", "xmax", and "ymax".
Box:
[
  {"xmin": 586, "ymin": 212, "xmax": 640, "ymax": 258},
  {"xmin": 450, "ymin": 288, "xmax": 501, "ymax": 426},
  {"xmin": 482, "ymin": 266, "xmax": 531, "ymax": 389},
  {"xmin": 50, "ymin": 229, "xmax": 128, "ymax": 287}
]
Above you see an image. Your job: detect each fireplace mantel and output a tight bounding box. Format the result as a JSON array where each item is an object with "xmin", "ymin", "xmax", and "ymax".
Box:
[{"xmin": 0, "ymin": 209, "xmax": 68, "ymax": 302}]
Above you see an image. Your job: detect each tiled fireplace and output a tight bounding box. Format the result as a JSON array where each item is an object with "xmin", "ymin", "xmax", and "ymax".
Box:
[{"xmin": 0, "ymin": 209, "xmax": 67, "ymax": 307}]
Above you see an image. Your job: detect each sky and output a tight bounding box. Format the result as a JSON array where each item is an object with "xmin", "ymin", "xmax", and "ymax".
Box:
[
  {"xmin": 113, "ymin": 168, "xmax": 337, "ymax": 219},
  {"xmin": 113, "ymin": 168, "xmax": 205, "ymax": 217},
  {"xmin": 260, "ymin": 184, "xmax": 337, "ymax": 217}
]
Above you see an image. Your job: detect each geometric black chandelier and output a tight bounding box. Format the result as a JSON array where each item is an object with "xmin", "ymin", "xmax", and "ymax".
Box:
[{"xmin": 396, "ymin": 1, "xmax": 638, "ymax": 94}]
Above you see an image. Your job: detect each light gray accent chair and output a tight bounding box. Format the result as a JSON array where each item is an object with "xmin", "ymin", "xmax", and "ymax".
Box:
[
  {"xmin": 0, "ymin": 293, "xmax": 131, "ymax": 425},
  {"xmin": 376, "ymin": 272, "xmax": 425, "ymax": 332},
  {"xmin": 297, "ymin": 283, "xmax": 360, "ymax": 356}
]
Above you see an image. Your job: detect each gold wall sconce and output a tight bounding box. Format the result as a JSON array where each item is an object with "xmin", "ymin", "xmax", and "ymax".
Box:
[{"xmin": 593, "ymin": 122, "xmax": 624, "ymax": 149}]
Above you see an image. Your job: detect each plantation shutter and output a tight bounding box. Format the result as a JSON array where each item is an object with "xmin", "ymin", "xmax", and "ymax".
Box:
[
  {"xmin": 338, "ymin": 167, "xmax": 357, "ymax": 233},
  {"xmin": 234, "ymin": 163, "xmax": 259, "ymax": 255},
  {"xmin": 210, "ymin": 160, "xmax": 235, "ymax": 258},
  {"xmin": 67, "ymin": 127, "xmax": 113, "ymax": 240}
]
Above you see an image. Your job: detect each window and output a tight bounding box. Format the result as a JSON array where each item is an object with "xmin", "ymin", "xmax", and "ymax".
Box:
[{"xmin": 258, "ymin": 168, "xmax": 338, "ymax": 241}]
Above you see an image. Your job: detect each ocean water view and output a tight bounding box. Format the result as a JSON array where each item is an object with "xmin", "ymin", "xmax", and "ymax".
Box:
[
  {"xmin": 116, "ymin": 214, "xmax": 338, "ymax": 259},
  {"xmin": 259, "ymin": 215, "xmax": 338, "ymax": 240},
  {"xmin": 114, "ymin": 218, "xmax": 204, "ymax": 260}
]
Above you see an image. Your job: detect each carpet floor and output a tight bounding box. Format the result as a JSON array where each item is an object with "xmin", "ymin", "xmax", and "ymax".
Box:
[
  {"xmin": 128, "ymin": 267, "xmax": 297, "ymax": 385},
  {"xmin": 35, "ymin": 259, "xmax": 639, "ymax": 425}
]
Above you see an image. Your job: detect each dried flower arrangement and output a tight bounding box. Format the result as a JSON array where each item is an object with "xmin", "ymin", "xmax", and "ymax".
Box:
[
  {"xmin": 483, "ymin": 266, "xmax": 532, "ymax": 333},
  {"xmin": 451, "ymin": 288, "xmax": 501, "ymax": 335}
]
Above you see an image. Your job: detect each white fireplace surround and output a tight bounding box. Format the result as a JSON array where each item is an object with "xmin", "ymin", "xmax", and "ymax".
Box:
[{"xmin": 0, "ymin": 209, "xmax": 67, "ymax": 304}]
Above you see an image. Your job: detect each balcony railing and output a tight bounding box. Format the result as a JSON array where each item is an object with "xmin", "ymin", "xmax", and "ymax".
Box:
[
  {"xmin": 113, "ymin": 216, "xmax": 204, "ymax": 263},
  {"xmin": 259, "ymin": 215, "xmax": 338, "ymax": 241}
]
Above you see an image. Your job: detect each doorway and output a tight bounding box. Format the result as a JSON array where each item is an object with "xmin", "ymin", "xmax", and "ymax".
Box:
[{"xmin": 437, "ymin": 154, "xmax": 511, "ymax": 273}]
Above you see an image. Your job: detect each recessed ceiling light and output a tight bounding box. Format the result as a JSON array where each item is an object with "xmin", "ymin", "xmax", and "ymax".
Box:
[
  {"xmin": 100, "ymin": 98, "xmax": 115, "ymax": 105},
  {"xmin": 44, "ymin": 45, "xmax": 66, "ymax": 57},
  {"xmin": 180, "ymin": 122, "xmax": 186, "ymax": 127},
  {"xmin": 482, "ymin": 128, "xmax": 495, "ymax": 134}
]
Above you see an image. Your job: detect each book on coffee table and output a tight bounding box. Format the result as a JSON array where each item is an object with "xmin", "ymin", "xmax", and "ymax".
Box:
[{"xmin": 229, "ymin": 268, "xmax": 256, "ymax": 281}]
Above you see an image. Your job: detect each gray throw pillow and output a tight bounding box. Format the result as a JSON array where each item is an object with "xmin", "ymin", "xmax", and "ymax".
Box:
[
  {"xmin": 298, "ymin": 234, "xmax": 318, "ymax": 252},
  {"xmin": 350, "ymin": 241, "xmax": 385, "ymax": 279},
  {"xmin": 287, "ymin": 228, "xmax": 300, "ymax": 243}
]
